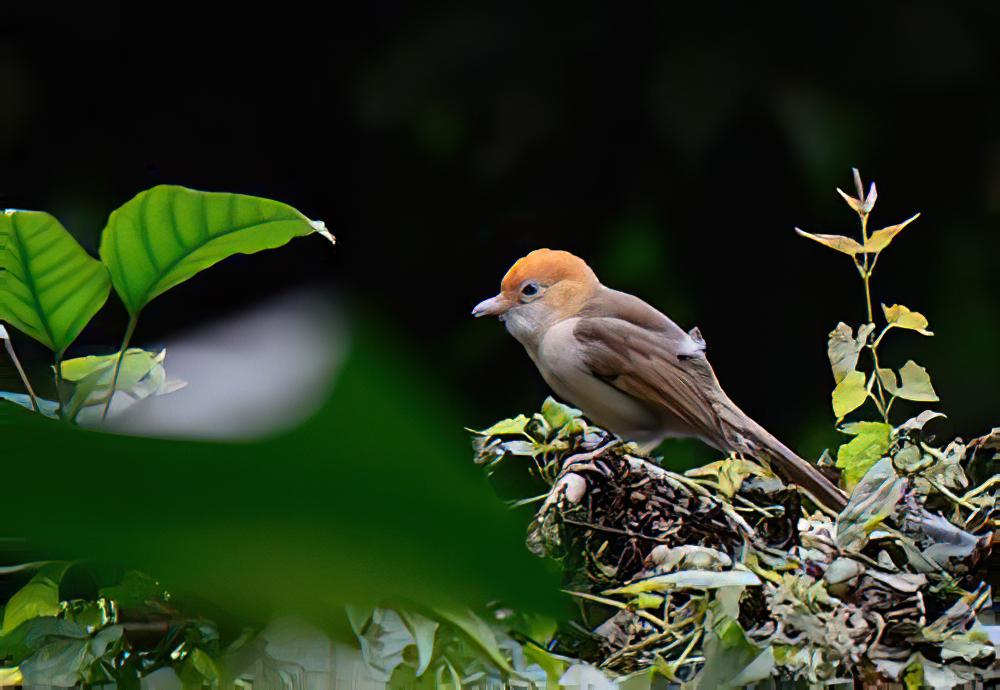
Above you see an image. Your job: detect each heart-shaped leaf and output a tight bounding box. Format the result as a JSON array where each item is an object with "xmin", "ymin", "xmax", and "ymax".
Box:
[
  {"xmin": 99, "ymin": 186, "xmax": 334, "ymax": 316},
  {"xmin": 0, "ymin": 210, "xmax": 111, "ymax": 354},
  {"xmin": 832, "ymin": 370, "xmax": 868, "ymax": 419},
  {"xmin": 882, "ymin": 303, "xmax": 933, "ymax": 336}
]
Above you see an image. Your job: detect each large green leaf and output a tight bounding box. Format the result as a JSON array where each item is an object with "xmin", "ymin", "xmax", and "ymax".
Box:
[
  {"xmin": 98, "ymin": 186, "xmax": 333, "ymax": 316},
  {"xmin": 2, "ymin": 562, "xmax": 72, "ymax": 635},
  {"xmin": 836, "ymin": 421, "xmax": 892, "ymax": 490},
  {"xmin": 0, "ymin": 321, "xmax": 560, "ymax": 631},
  {"xmin": 0, "ymin": 210, "xmax": 111, "ymax": 354}
]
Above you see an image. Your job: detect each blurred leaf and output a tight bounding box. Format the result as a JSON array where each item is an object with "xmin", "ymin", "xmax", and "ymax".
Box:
[
  {"xmin": 695, "ymin": 618, "xmax": 773, "ymax": 689},
  {"xmin": 98, "ymin": 571, "xmax": 166, "ymax": 609},
  {"xmin": 19, "ymin": 637, "xmax": 90, "ymax": 687},
  {"xmin": 398, "ymin": 609, "xmax": 438, "ymax": 676},
  {"xmin": 0, "ymin": 321, "xmax": 560, "ymax": 630},
  {"xmin": 0, "ymin": 210, "xmax": 111, "ymax": 354},
  {"xmin": 794, "ymin": 229, "xmax": 863, "ymax": 255},
  {"xmin": 433, "ymin": 608, "xmax": 517, "ymax": 677},
  {"xmin": 827, "ymin": 322, "xmax": 873, "ymax": 384},
  {"xmin": 99, "ymin": 186, "xmax": 332, "ymax": 317},
  {"xmin": 0, "ymin": 617, "xmax": 86, "ymax": 664},
  {"xmin": 2, "ymin": 562, "xmax": 71, "ymax": 635},
  {"xmin": 180, "ymin": 647, "xmax": 221, "ymax": 688},
  {"xmin": 863, "ymin": 214, "xmax": 920, "ymax": 253},
  {"xmin": 0, "ymin": 667, "xmax": 22, "ymax": 685},
  {"xmin": 836, "ymin": 422, "xmax": 892, "ymax": 490},
  {"xmin": 831, "ymin": 370, "xmax": 868, "ymax": 419},
  {"xmin": 882, "ymin": 304, "xmax": 933, "ymax": 336},
  {"xmin": 0, "ymin": 392, "xmax": 58, "ymax": 418}
]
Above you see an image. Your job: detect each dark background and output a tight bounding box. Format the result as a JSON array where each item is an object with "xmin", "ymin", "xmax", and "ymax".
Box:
[{"xmin": 1, "ymin": 3, "xmax": 997, "ymax": 464}]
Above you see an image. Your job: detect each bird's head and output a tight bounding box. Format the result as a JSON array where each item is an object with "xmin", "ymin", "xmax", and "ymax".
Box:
[{"xmin": 472, "ymin": 249, "xmax": 599, "ymax": 334}]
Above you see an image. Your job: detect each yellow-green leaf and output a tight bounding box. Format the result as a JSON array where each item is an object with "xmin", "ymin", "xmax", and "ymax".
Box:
[
  {"xmin": 882, "ymin": 303, "xmax": 933, "ymax": 336},
  {"xmin": 794, "ymin": 228, "xmax": 864, "ymax": 255},
  {"xmin": 863, "ymin": 213, "xmax": 920, "ymax": 253},
  {"xmin": 895, "ymin": 360, "xmax": 939, "ymax": 402},
  {"xmin": 836, "ymin": 421, "xmax": 892, "ymax": 490},
  {"xmin": 832, "ymin": 370, "xmax": 868, "ymax": 419},
  {"xmin": 2, "ymin": 562, "xmax": 71, "ymax": 634},
  {"xmin": 0, "ymin": 210, "xmax": 111, "ymax": 354}
]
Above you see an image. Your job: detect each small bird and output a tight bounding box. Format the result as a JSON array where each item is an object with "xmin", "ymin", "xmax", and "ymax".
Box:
[{"xmin": 473, "ymin": 248, "xmax": 847, "ymax": 511}]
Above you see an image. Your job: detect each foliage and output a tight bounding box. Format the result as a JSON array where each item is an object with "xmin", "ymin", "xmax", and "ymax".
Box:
[
  {"xmin": 797, "ymin": 171, "xmax": 940, "ymax": 477},
  {"xmin": 458, "ymin": 170, "xmax": 999, "ymax": 688},
  {"xmin": 472, "ymin": 399, "xmax": 999, "ymax": 687},
  {"xmin": 0, "ymin": 186, "xmax": 334, "ymax": 422}
]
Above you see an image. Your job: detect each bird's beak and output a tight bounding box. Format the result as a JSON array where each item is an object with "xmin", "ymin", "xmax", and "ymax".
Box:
[{"xmin": 472, "ymin": 294, "xmax": 513, "ymax": 318}]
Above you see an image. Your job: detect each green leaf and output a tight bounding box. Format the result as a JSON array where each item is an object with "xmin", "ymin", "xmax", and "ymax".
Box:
[
  {"xmin": 99, "ymin": 186, "xmax": 333, "ymax": 316},
  {"xmin": 794, "ymin": 228, "xmax": 864, "ymax": 255},
  {"xmin": 831, "ymin": 370, "xmax": 868, "ymax": 419},
  {"xmin": 882, "ymin": 303, "xmax": 933, "ymax": 336},
  {"xmin": 473, "ymin": 414, "xmax": 530, "ymax": 437},
  {"xmin": 836, "ymin": 421, "xmax": 892, "ymax": 489},
  {"xmin": 433, "ymin": 608, "xmax": 517, "ymax": 677},
  {"xmin": 540, "ymin": 397, "xmax": 580, "ymax": 430},
  {"xmin": 827, "ymin": 322, "xmax": 873, "ymax": 384},
  {"xmin": 863, "ymin": 213, "xmax": 920, "ymax": 253},
  {"xmin": 398, "ymin": 610, "xmax": 439, "ymax": 676},
  {"xmin": 2, "ymin": 563, "xmax": 71, "ymax": 635},
  {"xmin": 98, "ymin": 571, "xmax": 166, "ymax": 609},
  {"xmin": 59, "ymin": 348, "xmax": 184, "ymax": 421},
  {"xmin": 179, "ymin": 647, "xmax": 221, "ymax": 688},
  {"xmin": 0, "ymin": 210, "xmax": 111, "ymax": 354}
]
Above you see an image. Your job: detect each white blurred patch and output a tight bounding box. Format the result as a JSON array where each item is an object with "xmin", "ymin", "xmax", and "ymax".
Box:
[{"xmin": 105, "ymin": 291, "xmax": 346, "ymax": 439}]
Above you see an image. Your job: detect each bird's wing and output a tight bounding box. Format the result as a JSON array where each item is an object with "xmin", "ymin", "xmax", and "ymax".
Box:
[{"xmin": 572, "ymin": 292, "xmax": 728, "ymax": 447}]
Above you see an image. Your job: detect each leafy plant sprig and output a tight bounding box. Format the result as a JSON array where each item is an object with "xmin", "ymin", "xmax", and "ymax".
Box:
[
  {"xmin": 796, "ymin": 169, "xmax": 937, "ymax": 426},
  {"xmin": 0, "ymin": 186, "xmax": 335, "ymax": 423}
]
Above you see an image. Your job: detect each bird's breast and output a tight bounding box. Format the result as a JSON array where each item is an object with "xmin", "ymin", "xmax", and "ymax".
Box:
[{"xmin": 535, "ymin": 319, "xmax": 664, "ymax": 447}]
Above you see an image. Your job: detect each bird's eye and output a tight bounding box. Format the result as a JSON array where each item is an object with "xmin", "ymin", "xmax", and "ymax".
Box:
[{"xmin": 521, "ymin": 283, "xmax": 539, "ymax": 297}]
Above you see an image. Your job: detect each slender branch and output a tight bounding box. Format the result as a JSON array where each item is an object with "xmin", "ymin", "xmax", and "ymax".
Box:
[
  {"xmin": 101, "ymin": 314, "xmax": 138, "ymax": 421},
  {"xmin": 1, "ymin": 326, "xmax": 41, "ymax": 412},
  {"xmin": 53, "ymin": 352, "xmax": 67, "ymax": 419}
]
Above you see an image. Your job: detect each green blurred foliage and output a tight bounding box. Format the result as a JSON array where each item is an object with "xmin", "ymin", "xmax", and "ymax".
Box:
[{"xmin": 0, "ymin": 319, "xmax": 561, "ymax": 632}]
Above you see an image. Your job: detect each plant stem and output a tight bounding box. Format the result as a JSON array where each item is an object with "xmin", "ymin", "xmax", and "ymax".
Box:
[
  {"xmin": 858, "ymin": 212, "xmax": 889, "ymax": 420},
  {"xmin": 859, "ymin": 214, "xmax": 874, "ymax": 323},
  {"xmin": 53, "ymin": 352, "xmax": 67, "ymax": 419},
  {"xmin": 101, "ymin": 314, "xmax": 138, "ymax": 421},
  {"xmin": 1, "ymin": 329, "xmax": 40, "ymax": 412}
]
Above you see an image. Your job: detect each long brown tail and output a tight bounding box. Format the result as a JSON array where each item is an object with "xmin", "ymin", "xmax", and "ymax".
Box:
[{"xmin": 711, "ymin": 397, "xmax": 848, "ymax": 512}]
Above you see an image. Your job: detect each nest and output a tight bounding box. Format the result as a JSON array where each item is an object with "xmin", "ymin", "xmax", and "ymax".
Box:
[{"xmin": 473, "ymin": 400, "xmax": 1000, "ymax": 687}]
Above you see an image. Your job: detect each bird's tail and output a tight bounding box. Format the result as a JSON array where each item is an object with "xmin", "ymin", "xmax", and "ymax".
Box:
[{"xmin": 711, "ymin": 397, "xmax": 848, "ymax": 512}]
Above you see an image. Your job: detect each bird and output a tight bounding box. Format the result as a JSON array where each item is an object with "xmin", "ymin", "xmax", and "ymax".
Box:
[{"xmin": 472, "ymin": 248, "xmax": 847, "ymax": 512}]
